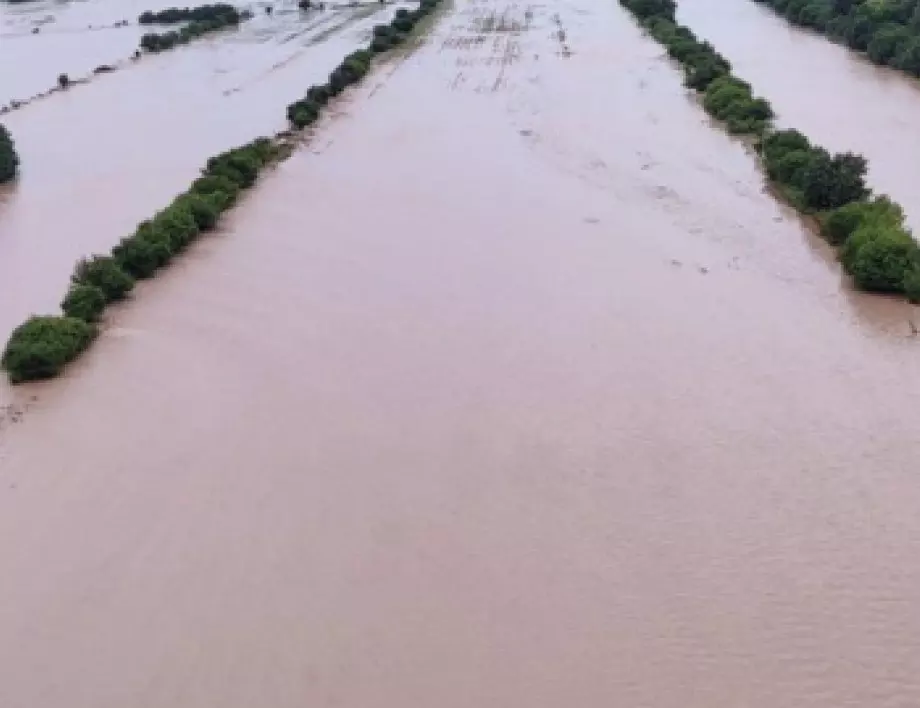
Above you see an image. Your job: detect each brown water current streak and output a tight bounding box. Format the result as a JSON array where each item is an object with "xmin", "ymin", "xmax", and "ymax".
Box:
[{"xmin": 2, "ymin": 1, "xmax": 920, "ymax": 707}]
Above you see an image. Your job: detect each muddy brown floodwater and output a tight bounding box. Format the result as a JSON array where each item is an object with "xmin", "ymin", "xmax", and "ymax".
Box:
[{"xmin": 2, "ymin": 1, "xmax": 920, "ymax": 707}]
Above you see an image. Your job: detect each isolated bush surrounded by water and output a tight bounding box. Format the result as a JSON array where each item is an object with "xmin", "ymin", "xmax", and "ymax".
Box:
[
  {"xmin": 61, "ymin": 284, "xmax": 106, "ymax": 322},
  {"xmin": 0, "ymin": 124, "xmax": 19, "ymax": 183},
  {"xmin": 72, "ymin": 255, "xmax": 135, "ymax": 302},
  {"xmin": 1, "ymin": 316, "xmax": 96, "ymax": 383}
]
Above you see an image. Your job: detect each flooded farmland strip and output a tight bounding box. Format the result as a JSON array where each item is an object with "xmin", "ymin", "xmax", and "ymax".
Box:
[
  {"xmin": 0, "ymin": 2, "xmax": 397, "ymax": 351},
  {"xmin": 679, "ymin": 0, "xmax": 920, "ymax": 233},
  {"xmin": 2, "ymin": 0, "xmax": 920, "ymax": 707}
]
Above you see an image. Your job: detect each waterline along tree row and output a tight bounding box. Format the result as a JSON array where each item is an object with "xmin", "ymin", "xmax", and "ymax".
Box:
[
  {"xmin": 751, "ymin": 0, "xmax": 920, "ymax": 78},
  {"xmin": 1, "ymin": 0, "xmax": 445, "ymax": 384},
  {"xmin": 619, "ymin": 0, "xmax": 920, "ymax": 303}
]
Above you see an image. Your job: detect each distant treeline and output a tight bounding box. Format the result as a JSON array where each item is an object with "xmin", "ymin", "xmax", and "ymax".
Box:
[
  {"xmin": 0, "ymin": 125, "xmax": 17, "ymax": 183},
  {"xmin": 139, "ymin": 4, "xmax": 244, "ymax": 52},
  {"xmin": 752, "ymin": 0, "xmax": 920, "ymax": 75},
  {"xmin": 620, "ymin": 0, "xmax": 920, "ymax": 301},
  {"xmin": 2, "ymin": 0, "xmax": 446, "ymax": 383},
  {"xmin": 138, "ymin": 4, "xmax": 239, "ymax": 25}
]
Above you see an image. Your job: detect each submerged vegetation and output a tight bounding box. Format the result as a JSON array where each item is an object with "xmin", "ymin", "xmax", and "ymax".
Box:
[
  {"xmin": 0, "ymin": 125, "xmax": 18, "ymax": 183},
  {"xmin": 752, "ymin": 0, "xmax": 920, "ymax": 76},
  {"xmin": 620, "ymin": 0, "xmax": 920, "ymax": 302},
  {"xmin": 2, "ymin": 0, "xmax": 446, "ymax": 383},
  {"xmin": 139, "ymin": 3, "xmax": 244, "ymax": 52}
]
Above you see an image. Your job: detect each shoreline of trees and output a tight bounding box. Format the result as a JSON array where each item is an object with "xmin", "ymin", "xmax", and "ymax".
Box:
[
  {"xmin": 620, "ymin": 0, "xmax": 920, "ymax": 303},
  {"xmin": 751, "ymin": 0, "xmax": 920, "ymax": 77},
  {"xmin": 1, "ymin": 0, "xmax": 445, "ymax": 384}
]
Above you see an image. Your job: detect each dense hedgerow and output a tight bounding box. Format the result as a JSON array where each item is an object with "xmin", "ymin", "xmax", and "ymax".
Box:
[
  {"xmin": 2, "ymin": 1, "xmax": 446, "ymax": 383},
  {"xmin": 620, "ymin": 0, "xmax": 920, "ymax": 300},
  {"xmin": 139, "ymin": 4, "xmax": 238, "ymax": 24}
]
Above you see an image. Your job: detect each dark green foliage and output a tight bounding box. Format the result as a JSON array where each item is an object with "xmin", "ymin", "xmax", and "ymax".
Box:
[
  {"xmin": 287, "ymin": 98, "xmax": 320, "ymax": 128},
  {"xmin": 190, "ymin": 174, "xmax": 240, "ymax": 206},
  {"xmin": 72, "ymin": 256, "xmax": 135, "ymax": 302},
  {"xmin": 2, "ymin": 316, "xmax": 96, "ymax": 383},
  {"xmin": 61, "ymin": 284, "xmax": 106, "ymax": 322},
  {"xmin": 139, "ymin": 4, "xmax": 239, "ymax": 24},
  {"xmin": 0, "ymin": 124, "xmax": 18, "ymax": 183},
  {"xmin": 821, "ymin": 196, "xmax": 903, "ymax": 245},
  {"xmin": 702, "ymin": 76, "xmax": 773, "ymax": 135},
  {"xmin": 113, "ymin": 232, "xmax": 168, "ymax": 278},
  {"xmin": 902, "ymin": 265, "xmax": 920, "ymax": 302},
  {"xmin": 174, "ymin": 192, "xmax": 221, "ymax": 230},
  {"xmin": 139, "ymin": 4, "xmax": 242, "ymax": 52},
  {"xmin": 761, "ymin": 129, "xmax": 868, "ymax": 211},
  {"xmin": 844, "ymin": 225, "xmax": 920, "ymax": 292},
  {"xmin": 619, "ymin": 0, "xmax": 677, "ymax": 21}
]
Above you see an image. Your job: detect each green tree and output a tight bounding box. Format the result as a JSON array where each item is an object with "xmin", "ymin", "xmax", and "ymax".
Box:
[{"xmin": 0, "ymin": 124, "xmax": 18, "ymax": 183}]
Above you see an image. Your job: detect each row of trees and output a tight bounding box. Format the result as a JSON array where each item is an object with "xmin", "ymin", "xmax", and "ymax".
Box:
[
  {"xmin": 0, "ymin": 125, "xmax": 17, "ymax": 183},
  {"xmin": 139, "ymin": 4, "xmax": 244, "ymax": 53},
  {"xmin": 752, "ymin": 0, "xmax": 920, "ymax": 75},
  {"xmin": 138, "ymin": 4, "xmax": 239, "ymax": 24},
  {"xmin": 619, "ymin": 0, "xmax": 920, "ymax": 300},
  {"xmin": 285, "ymin": 0, "xmax": 442, "ymax": 129},
  {"xmin": 1, "ymin": 0, "xmax": 446, "ymax": 383},
  {"xmin": 1, "ymin": 139, "xmax": 279, "ymax": 383}
]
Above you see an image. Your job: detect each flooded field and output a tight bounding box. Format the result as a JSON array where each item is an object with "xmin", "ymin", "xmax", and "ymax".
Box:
[
  {"xmin": 0, "ymin": 0, "xmax": 399, "ymax": 347},
  {"xmin": 679, "ymin": 0, "xmax": 920, "ymax": 232},
  {"xmin": 1, "ymin": 0, "xmax": 920, "ymax": 707}
]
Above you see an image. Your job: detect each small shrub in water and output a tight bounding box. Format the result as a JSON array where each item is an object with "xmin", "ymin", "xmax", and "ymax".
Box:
[{"xmin": 1, "ymin": 316, "xmax": 96, "ymax": 383}]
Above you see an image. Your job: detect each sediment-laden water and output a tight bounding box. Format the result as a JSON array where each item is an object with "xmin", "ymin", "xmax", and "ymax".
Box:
[{"xmin": 0, "ymin": 1, "xmax": 919, "ymax": 707}]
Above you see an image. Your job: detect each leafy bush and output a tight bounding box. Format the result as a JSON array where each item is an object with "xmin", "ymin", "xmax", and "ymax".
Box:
[
  {"xmin": 0, "ymin": 124, "xmax": 18, "ymax": 183},
  {"xmin": 2, "ymin": 316, "xmax": 96, "ymax": 383},
  {"xmin": 844, "ymin": 226, "xmax": 920, "ymax": 292},
  {"xmin": 174, "ymin": 192, "xmax": 221, "ymax": 230},
  {"xmin": 154, "ymin": 205, "xmax": 200, "ymax": 251},
  {"xmin": 190, "ymin": 175, "xmax": 240, "ymax": 206},
  {"xmin": 821, "ymin": 196, "xmax": 904, "ymax": 246},
  {"xmin": 113, "ymin": 233, "xmax": 168, "ymax": 278},
  {"xmin": 72, "ymin": 255, "xmax": 135, "ymax": 302},
  {"xmin": 61, "ymin": 284, "xmax": 106, "ymax": 322}
]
